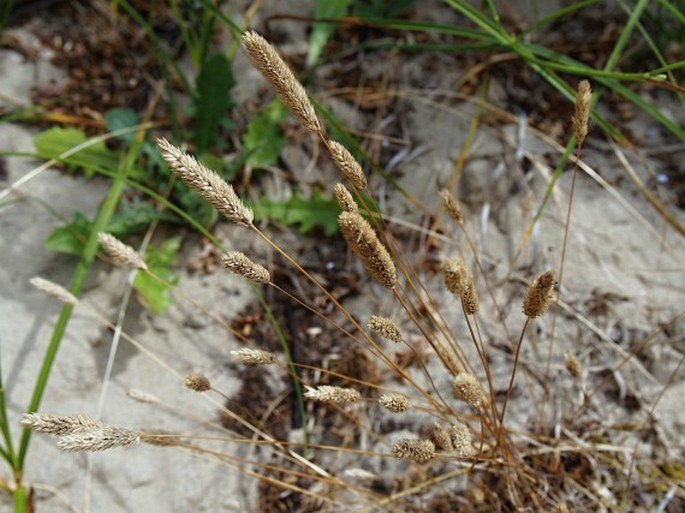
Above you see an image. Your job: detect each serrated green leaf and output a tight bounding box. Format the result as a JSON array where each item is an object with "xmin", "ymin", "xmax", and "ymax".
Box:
[
  {"xmin": 34, "ymin": 127, "xmax": 120, "ymax": 178},
  {"xmin": 134, "ymin": 237, "xmax": 181, "ymax": 314},
  {"xmin": 243, "ymin": 100, "xmax": 287, "ymax": 168},
  {"xmin": 191, "ymin": 53, "xmax": 235, "ymax": 154},
  {"xmin": 307, "ymin": 0, "xmax": 352, "ymax": 67},
  {"xmin": 249, "ymin": 189, "xmax": 341, "ymax": 236}
]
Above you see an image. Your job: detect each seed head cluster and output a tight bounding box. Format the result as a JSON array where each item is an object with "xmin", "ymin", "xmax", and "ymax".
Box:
[
  {"xmin": 378, "ymin": 393, "xmax": 410, "ymax": 413},
  {"xmin": 392, "ymin": 438, "xmax": 435, "ymax": 463},
  {"xmin": 367, "ymin": 315, "xmax": 404, "ymax": 344},
  {"xmin": 522, "ymin": 270, "xmax": 556, "ymax": 319},
  {"xmin": 221, "ymin": 251, "xmax": 271, "ymax": 284},
  {"xmin": 442, "ymin": 257, "xmax": 479, "ymax": 314}
]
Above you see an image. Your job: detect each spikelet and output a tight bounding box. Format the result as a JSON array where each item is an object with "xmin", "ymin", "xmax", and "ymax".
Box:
[
  {"xmin": 127, "ymin": 388, "xmax": 161, "ymax": 404},
  {"xmin": 97, "ymin": 233, "xmax": 148, "ymax": 271},
  {"xmin": 333, "ymin": 183, "xmax": 358, "ymax": 213},
  {"xmin": 56, "ymin": 425, "xmax": 140, "ymax": 452},
  {"xmin": 304, "ymin": 385, "xmax": 360, "ymax": 404},
  {"xmin": 378, "ymin": 393, "xmax": 410, "ymax": 413},
  {"xmin": 432, "ymin": 423, "xmax": 453, "ymax": 451},
  {"xmin": 522, "ymin": 270, "xmax": 556, "ymax": 319},
  {"xmin": 241, "ymin": 31, "xmax": 321, "ymax": 133},
  {"xmin": 442, "ymin": 257, "xmax": 479, "ymax": 314},
  {"xmin": 367, "ymin": 315, "xmax": 404, "ymax": 343},
  {"xmin": 184, "ymin": 374, "xmax": 211, "ymax": 392},
  {"xmin": 565, "ymin": 353, "xmax": 582, "ymax": 379},
  {"xmin": 328, "ymin": 141, "xmax": 367, "ymax": 190},
  {"xmin": 157, "ymin": 138, "xmax": 253, "ymax": 226},
  {"xmin": 30, "ymin": 277, "xmax": 79, "ymax": 306},
  {"xmin": 231, "ymin": 347, "xmax": 277, "ymax": 365},
  {"xmin": 572, "ymin": 80, "xmax": 592, "ymax": 145},
  {"xmin": 221, "ymin": 251, "xmax": 271, "ymax": 283},
  {"xmin": 21, "ymin": 413, "xmax": 102, "ymax": 435},
  {"xmin": 452, "ymin": 373, "xmax": 488, "ymax": 409},
  {"xmin": 440, "ymin": 188, "xmax": 464, "ymax": 226},
  {"xmin": 450, "ymin": 421, "xmax": 475, "ymax": 457},
  {"xmin": 392, "ymin": 439, "xmax": 435, "ymax": 463},
  {"xmin": 338, "ymin": 211, "xmax": 397, "ymax": 289}
]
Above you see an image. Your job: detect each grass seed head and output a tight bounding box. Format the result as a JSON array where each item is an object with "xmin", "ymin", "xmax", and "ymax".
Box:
[
  {"xmin": 333, "ymin": 183, "xmax": 358, "ymax": 213},
  {"xmin": 184, "ymin": 374, "xmax": 211, "ymax": 392},
  {"xmin": 432, "ymin": 423, "xmax": 453, "ymax": 451},
  {"xmin": 328, "ymin": 141, "xmax": 367, "ymax": 189},
  {"xmin": 305, "ymin": 385, "xmax": 361, "ymax": 404},
  {"xmin": 573, "ymin": 79, "xmax": 592, "ymax": 145},
  {"xmin": 56, "ymin": 425, "xmax": 140, "ymax": 452},
  {"xmin": 522, "ymin": 270, "xmax": 556, "ymax": 319},
  {"xmin": 338, "ymin": 211, "xmax": 397, "ymax": 289},
  {"xmin": 450, "ymin": 421, "xmax": 475, "ymax": 457},
  {"xmin": 440, "ymin": 188, "xmax": 464, "ymax": 226},
  {"xmin": 565, "ymin": 353, "xmax": 582, "ymax": 379},
  {"xmin": 21, "ymin": 413, "xmax": 102, "ymax": 436},
  {"xmin": 392, "ymin": 438, "xmax": 435, "ymax": 463},
  {"xmin": 452, "ymin": 373, "xmax": 488, "ymax": 409},
  {"xmin": 97, "ymin": 232, "xmax": 148, "ymax": 271},
  {"xmin": 241, "ymin": 31, "xmax": 321, "ymax": 133},
  {"xmin": 30, "ymin": 277, "xmax": 79, "ymax": 306},
  {"xmin": 442, "ymin": 257, "xmax": 479, "ymax": 314},
  {"xmin": 221, "ymin": 251, "xmax": 271, "ymax": 284},
  {"xmin": 157, "ymin": 138, "xmax": 254, "ymax": 227},
  {"xmin": 378, "ymin": 393, "xmax": 410, "ymax": 413},
  {"xmin": 231, "ymin": 347, "xmax": 277, "ymax": 365},
  {"xmin": 367, "ymin": 315, "xmax": 404, "ymax": 343}
]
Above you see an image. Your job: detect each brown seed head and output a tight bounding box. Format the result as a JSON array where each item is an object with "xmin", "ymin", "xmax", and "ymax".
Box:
[
  {"xmin": 333, "ymin": 183, "xmax": 358, "ymax": 213},
  {"xmin": 338, "ymin": 211, "xmax": 397, "ymax": 289},
  {"xmin": 184, "ymin": 374, "xmax": 211, "ymax": 392},
  {"xmin": 221, "ymin": 251, "xmax": 271, "ymax": 283},
  {"xmin": 392, "ymin": 438, "xmax": 435, "ymax": 463},
  {"xmin": 231, "ymin": 347, "xmax": 277, "ymax": 365},
  {"xmin": 440, "ymin": 188, "xmax": 464, "ymax": 226},
  {"xmin": 522, "ymin": 270, "xmax": 556, "ymax": 319},
  {"xmin": 30, "ymin": 277, "xmax": 79, "ymax": 306},
  {"xmin": 97, "ymin": 233, "xmax": 148, "ymax": 271},
  {"xmin": 572, "ymin": 79, "xmax": 592, "ymax": 145},
  {"xmin": 367, "ymin": 315, "xmax": 404, "ymax": 343},
  {"xmin": 565, "ymin": 353, "xmax": 582, "ymax": 379},
  {"xmin": 432, "ymin": 423, "xmax": 453, "ymax": 451},
  {"xmin": 442, "ymin": 257, "xmax": 479, "ymax": 314},
  {"xmin": 452, "ymin": 373, "xmax": 488, "ymax": 409},
  {"xmin": 305, "ymin": 385, "xmax": 361, "ymax": 404},
  {"xmin": 328, "ymin": 141, "xmax": 367, "ymax": 189},
  {"xmin": 157, "ymin": 138, "xmax": 253, "ymax": 226},
  {"xmin": 450, "ymin": 421, "xmax": 475, "ymax": 457},
  {"xmin": 242, "ymin": 31, "xmax": 321, "ymax": 133},
  {"xmin": 378, "ymin": 393, "xmax": 410, "ymax": 413}
]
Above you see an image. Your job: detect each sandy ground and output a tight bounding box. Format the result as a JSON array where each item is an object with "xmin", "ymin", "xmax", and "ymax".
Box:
[{"xmin": 1, "ymin": 2, "xmax": 684, "ymax": 512}]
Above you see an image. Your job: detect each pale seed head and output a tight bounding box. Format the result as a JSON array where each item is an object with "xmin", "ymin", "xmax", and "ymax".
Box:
[
  {"xmin": 440, "ymin": 188, "xmax": 464, "ymax": 226},
  {"xmin": 450, "ymin": 421, "xmax": 475, "ymax": 457},
  {"xmin": 378, "ymin": 393, "xmax": 410, "ymax": 413},
  {"xmin": 432, "ymin": 423, "xmax": 453, "ymax": 451},
  {"xmin": 392, "ymin": 438, "xmax": 435, "ymax": 463},
  {"xmin": 56, "ymin": 425, "xmax": 140, "ymax": 452},
  {"xmin": 221, "ymin": 251, "xmax": 271, "ymax": 283},
  {"xmin": 452, "ymin": 373, "xmax": 488, "ymax": 409},
  {"xmin": 304, "ymin": 385, "xmax": 360, "ymax": 404},
  {"xmin": 328, "ymin": 141, "xmax": 367, "ymax": 190},
  {"xmin": 30, "ymin": 277, "xmax": 79, "ymax": 306},
  {"xmin": 442, "ymin": 257, "xmax": 479, "ymax": 314},
  {"xmin": 333, "ymin": 183, "xmax": 358, "ymax": 213},
  {"xmin": 231, "ymin": 347, "xmax": 277, "ymax": 365},
  {"xmin": 97, "ymin": 233, "xmax": 148, "ymax": 271},
  {"xmin": 367, "ymin": 315, "xmax": 404, "ymax": 343},
  {"xmin": 522, "ymin": 270, "xmax": 556, "ymax": 319},
  {"xmin": 21, "ymin": 413, "xmax": 102, "ymax": 436},
  {"xmin": 565, "ymin": 353, "xmax": 582, "ymax": 379}
]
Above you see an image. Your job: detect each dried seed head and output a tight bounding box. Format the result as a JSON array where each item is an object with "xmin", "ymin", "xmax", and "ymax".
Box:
[
  {"xmin": 572, "ymin": 80, "xmax": 592, "ymax": 145},
  {"xmin": 21, "ymin": 413, "xmax": 102, "ymax": 436},
  {"xmin": 304, "ymin": 385, "xmax": 361, "ymax": 404},
  {"xmin": 565, "ymin": 353, "xmax": 582, "ymax": 379},
  {"xmin": 56, "ymin": 425, "xmax": 140, "ymax": 452},
  {"xmin": 378, "ymin": 393, "xmax": 410, "ymax": 413},
  {"xmin": 433, "ymin": 423, "xmax": 453, "ymax": 451},
  {"xmin": 242, "ymin": 31, "xmax": 321, "ymax": 133},
  {"xmin": 338, "ymin": 211, "xmax": 397, "ymax": 289},
  {"xmin": 522, "ymin": 270, "xmax": 556, "ymax": 319},
  {"xmin": 97, "ymin": 233, "xmax": 148, "ymax": 271},
  {"xmin": 367, "ymin": 315, "xmax": 404, "ymax": 344},
  {"xmin": 328, "ymin": 141, "xmax": 367, "ymax": 190},
  {"xmin": 30, "ymin": 277, "xmax": 79, "ymax": 306},
  {"xmin": 392, "ymin": 438, "xmax": 435, "ymax": 463},
  {"xmin": 231, "ymin": 347, "xmax": 277, "ymax": 365},
  {"xmin": 452, "ymin": 373, "xmax": 488, "ymax": 409},
  {"xmin": 433, "ymin": 342, "xmax": 462, "ymax": 377},
  {"xmin": 440, "ymin": 188, "xmax": 464, "ymax": 226},
  {"xmin": 333, "ymin": 183, "xmax": 358, "ymax": 213},
  {"xmin": 127, "ymin": 388, "xmax": 161, "ymax": 404},
  {"xmin": 184, "ymin": 374, "xmax": 211, "ymax": 392},
  {"xmin": 221, "ymin": 251, "xmax": 271, "ymax": 283},
  {"xmin": 450, "ymin": 421, "xmax": 475, "ymax": 457},
  {"xmin": 442, "ymin": 257, "xmax": 479, "ymax": 314},
  {"xmin": 157, "ymin": 138, "xmax": 253, "ymax": 226}
]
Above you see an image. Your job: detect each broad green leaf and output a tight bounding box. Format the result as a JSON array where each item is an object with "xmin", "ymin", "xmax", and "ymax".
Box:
[
  {"xmin": 45, "ymin": 212, "xmax": 92, "ymax": 255},
  {"xmin": 307, "ymin": 0, "xmax": 352, "ymax": 67},
  {"xmin": 243, "ymin": 100, "xmax": 287, "ymax": 168},
  {"xmin": 105, "ymin": 108, "xmax": 140, "ymax": 144},
  {"xmin": 134, "ymin": 236, "xmax": 181, "ymax": 314},
  {"xmin": 191, "ymin": 53, "xmax": 235, "ymax": 154},
  {"xmin": 34, "ymin": 127, "xmax": 120, "ymax": 178}
]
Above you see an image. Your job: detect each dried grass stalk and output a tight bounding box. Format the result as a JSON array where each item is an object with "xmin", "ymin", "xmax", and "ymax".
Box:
[
  {"xmin": 440, "ymin": 188, "xmax": 464, "ymax": 226},
  {"xmin": 452, "ymin": 373, "xmax": 488, "ymax": 409},
  {"xmin": 242, "ymin": 31, "xmax": 321, "ymax": 133},
  {"xmin": 184, "ymin": 374, "xmax": 211, "ymax": 392},
  {"xmin": 231, "ymin": 347, "xmax": 277, "ymax": 365},
  {"xmin": 367, "ymin": 315, "xmax": 404, "ymax": 343},
  {"xmin": 56, "ymin": 425, "xmax": 140, "ymax": 452},
  {"xmin": 572, "ymin": 79, "xmax": 592, "ymax": 145},
  {"xmin": 21, "ymin": 413, "xmax": 102, "ymax": 436},
  {"xmin": 338, "ymin": 211, "xmax": 397, "ymax": 289},
  {"xmin": 305, "ymin": 385, "xmax": 361, "ymax": 404},
  {"xmin": 30, "ymin": 277, "xmax": 79, "ymax": 306},
  {"xmin": 328, "ymin": 141, "xmax": 367, "ymax": 190},
  {"xmin": 221, "ymin": 251, "xmax": 271, "ymax": 284},
  {"xmin": 333, "ymin": 183, "xmax": 358, "ymax": 213},
  {"xmin": 522, "ymin": 270, "xmax": 556, "ymax": 319},
  {"xmin": 97, "ymin": 232, "xmax": 148, "ymax": 271},
  {"xmin": 157, "ymin": 138, "xmax": 254, "ymax": 226},
  {"xmin": 378, "ymin": 393, "xmax": 410, "ymax": 413},
  {"xmin": 392, "ymin": 438, "xmax": 435, "ymax": 463}
]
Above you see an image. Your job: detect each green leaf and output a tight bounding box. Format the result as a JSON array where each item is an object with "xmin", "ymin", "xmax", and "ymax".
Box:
[
  {"xmin": 134, "ymin": 237, "xmax": 181, "ymax": 314},
  {"xmin": 242, "ymin": 100, "xmax": 287, "ymax": 168},
  {"xmin": 307, "ymin": 0, "xmax": 352, "ymax": 67},
  {"xmin": 249, "ymin": 189, "xmax": 343, "ymax": 237},
  {"xmin": 44, "ymin": 212, "xmax": 92, "ymax": 255},
  {"xmin": 105, "ymin": 108, "xmax": 140, "ymax": 144},
  {"xmin": 191, "ymin": 52, "xmax": 235, "ymax": 154},
  {"xmin": 34, "ymin": 127, "xmax": 120, "ymax": 178}
]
